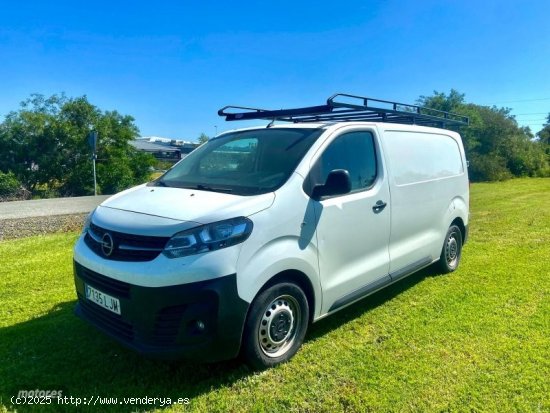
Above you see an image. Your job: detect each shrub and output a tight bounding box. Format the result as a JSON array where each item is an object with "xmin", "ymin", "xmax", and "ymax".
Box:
[
  {"xmin": 469, "ymin": 153, "xmax": 512, "ymax": 181},
  {"xmin": 0, "ymin": 171, "xmax": 21, "ymax": 197}
]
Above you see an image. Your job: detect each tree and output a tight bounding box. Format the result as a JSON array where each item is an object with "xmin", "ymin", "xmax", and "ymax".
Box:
[
  {"xmin": 0, "ymin": 94, "xmax": 67, "ymax": 193},
  {"xmin": 536, "ymin": 114, "xmax": 550, "ymax": 146},
  {"xmin": 417, "ymin": 89, "xmax": 465, "ymax": 112},
  {"xmin": 197, "ymin": 133, "xmax": 210, "ymax": 144},
  {"xmin": 535, "ymin": 115, "xmax": 550, "ymax": 170},
  {"xmin": 0, "ymin": 94, "xmax": 155, "ymax": 197}
]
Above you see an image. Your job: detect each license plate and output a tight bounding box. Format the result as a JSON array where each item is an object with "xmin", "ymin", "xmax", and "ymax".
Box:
[{"xmin": 85, "ymin": 284, "xmax": 121, "ymax": 315}]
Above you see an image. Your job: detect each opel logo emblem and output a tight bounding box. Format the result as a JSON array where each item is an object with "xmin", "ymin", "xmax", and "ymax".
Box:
[{"xmin": 101, "ymin": 233, "xmax": 115, "ymax": 257}]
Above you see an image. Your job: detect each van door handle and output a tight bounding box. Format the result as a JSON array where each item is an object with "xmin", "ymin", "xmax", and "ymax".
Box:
[{"xmin": 372, "ymin": 200, "xmax": 387, "ymax": 213}]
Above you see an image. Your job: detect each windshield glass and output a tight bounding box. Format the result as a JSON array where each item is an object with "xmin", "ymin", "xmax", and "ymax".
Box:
[{"xmin": 155, "ymin": 127, "xmax": 324, "ymax": 195}]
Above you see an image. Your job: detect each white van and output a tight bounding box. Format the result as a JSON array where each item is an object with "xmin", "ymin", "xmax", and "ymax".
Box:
[{"xmin": 73, "ymin": 94, "xmax": 469, "ymax": 368}]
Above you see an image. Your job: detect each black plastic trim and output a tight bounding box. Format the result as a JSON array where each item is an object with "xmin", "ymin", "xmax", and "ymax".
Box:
[
  {"xmin": 328, "ymin": 275, "xmax": 392, "ymax": 312},
  {"xmin": 328, "ymin": 256, "xmax": 433, "ymax": 312},
  {"xmin": 389, "ymin": 257, "xmax": 432, "ymax": 282},
  {"xmin": 74, "ymin": 261, "xmax": 249, "ymax": 362}
]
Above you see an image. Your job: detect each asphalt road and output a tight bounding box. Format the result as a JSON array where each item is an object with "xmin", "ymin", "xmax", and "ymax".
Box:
[{"xmin": 0, "ymin": 195, "xmax": 110, "ymax": 220}]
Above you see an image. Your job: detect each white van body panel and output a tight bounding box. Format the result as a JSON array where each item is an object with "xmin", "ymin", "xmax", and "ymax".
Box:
[
  {"xmin": 235, "ymin": 173, "xmax": 323, "ymax": 318},
  {"xmin": 102, "ymin": 184, "xmax": 275, "ymax": 225},
  {"xmin": 378, "ymin": 125, "xmax": 469, "ymax": 274},
  {"xmin": 91, "ymin": 204, "xmax": 195, "ymax": 237},
  {"xmin": 74, "ymin": 234, "xmax": 242, "ymax": 287}
]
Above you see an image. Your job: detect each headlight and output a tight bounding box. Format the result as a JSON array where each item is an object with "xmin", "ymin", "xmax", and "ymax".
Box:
[
  {"xmin": 82, "ymin": 208, "xmax": 96, "ymax": 234},
  {"xmin": 163, "ymin": 217, "xmax": 253, "ymax": 259}
]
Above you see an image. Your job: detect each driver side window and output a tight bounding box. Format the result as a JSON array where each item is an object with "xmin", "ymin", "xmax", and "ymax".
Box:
[{"xmin": 308, "ymin": 131, "xmax": 377, "ymax": 195}]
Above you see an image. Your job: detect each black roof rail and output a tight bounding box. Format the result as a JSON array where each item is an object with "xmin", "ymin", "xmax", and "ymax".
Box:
[{"xmin": 218, "ymin": 93, "xmax": 469, "ymax": 128}]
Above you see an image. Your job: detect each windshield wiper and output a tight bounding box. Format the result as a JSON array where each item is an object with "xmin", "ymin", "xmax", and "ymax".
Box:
[
  {"xmin": 153, "ymin": 179, "xmax": 170, "ymax": 187},
  {"xmin": 195, "ymin": 184, "xmax": 233, "ymax": 193}
]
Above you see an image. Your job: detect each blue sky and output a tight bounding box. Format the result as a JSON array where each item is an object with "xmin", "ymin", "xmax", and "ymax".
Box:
[{"xmin": 1, "ymin": 0, "xmax": 549, "ymax": 140}]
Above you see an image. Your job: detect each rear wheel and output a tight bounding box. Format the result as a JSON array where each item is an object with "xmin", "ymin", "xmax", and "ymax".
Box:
[
  {"xmin": 242, "ymin": 283, "xmax": 309, "ymax": 369},
  {"xmin": 438, "ymin": 224, "xmax": 463, "ymax": 273}
]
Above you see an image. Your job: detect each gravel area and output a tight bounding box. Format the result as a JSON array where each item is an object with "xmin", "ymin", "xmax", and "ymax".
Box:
[
  {"xmin": 0, "ymin": 213, "xmax": 87, "ymax": 241},
  {"xmin": 0, "ymin": 195, "xmax": 108, "ymax": 241},
  {"xmin": 0, "ymin": 195, "xmax": 109, "ymax": 219}
]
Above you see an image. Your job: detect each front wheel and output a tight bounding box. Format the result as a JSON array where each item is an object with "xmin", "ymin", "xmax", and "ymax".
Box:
[
  {"xmin": 437, "ymin": 224, "xmax": 463, "ymax": 273},
  {"xmin": 241, "ymin": 283, "xmax": 309, "ymax": 369}
]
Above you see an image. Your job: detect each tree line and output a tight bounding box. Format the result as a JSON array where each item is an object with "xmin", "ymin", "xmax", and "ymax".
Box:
[
  {"xmin": 1, "ymin": 91, "xmax": 549, "ymax": 200},
  {"xmin": 0, "ymin": 94, "xmax": 154, "ymax": 200}
]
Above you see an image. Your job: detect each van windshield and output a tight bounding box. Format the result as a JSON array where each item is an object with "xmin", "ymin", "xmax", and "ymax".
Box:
[{"xmin": 153, "ymin": 128, "xmax": 323, "ymax": 196}]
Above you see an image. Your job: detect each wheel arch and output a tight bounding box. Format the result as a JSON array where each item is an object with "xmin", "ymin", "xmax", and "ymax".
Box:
[
  {"xmin": 252, "ymin": 269, "xmax": 316, "ymax": 325},
  {"xmin": 450, "ymin": 216, "xmax": 466, "ymax": 245}
]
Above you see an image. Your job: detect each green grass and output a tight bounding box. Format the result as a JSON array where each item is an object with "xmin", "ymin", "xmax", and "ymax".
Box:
[{"xmin": 1, "ymin": 178, "xmax": 549, "ymax": 413}]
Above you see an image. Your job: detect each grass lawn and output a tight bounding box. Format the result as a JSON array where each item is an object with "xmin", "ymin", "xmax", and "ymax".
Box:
[{"xmin": 0, "ymin": 178, "xmax": 548, "ymax": 412}]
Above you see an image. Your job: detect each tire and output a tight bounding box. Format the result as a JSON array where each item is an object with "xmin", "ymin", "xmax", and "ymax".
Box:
[
  {"xmin": 241, "ymin": 283, "xmax": 309, "ymax": 369},
  {"xmin": 437, "ymin": 224, "xmax": 463, "ymax": 273}
]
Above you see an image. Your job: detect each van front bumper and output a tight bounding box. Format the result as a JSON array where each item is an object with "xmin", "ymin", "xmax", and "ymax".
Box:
[{"xmin": 73, "ymin": 261, "xmax": 249, "ymax": 362}]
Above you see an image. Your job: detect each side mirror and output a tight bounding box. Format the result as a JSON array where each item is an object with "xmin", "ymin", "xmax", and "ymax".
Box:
[{"xmin": 312, "ymin": 169, "xmax": 352, "ymax": 200}]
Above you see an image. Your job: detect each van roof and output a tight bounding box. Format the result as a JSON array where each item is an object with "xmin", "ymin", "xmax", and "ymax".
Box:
[
  {"xmin": 218, "ymin": 93, "xmax": 469, "ymax": 129},
  {"xmin": 217, "ymin": 122, "xmax": 462, "ymax": 138}
]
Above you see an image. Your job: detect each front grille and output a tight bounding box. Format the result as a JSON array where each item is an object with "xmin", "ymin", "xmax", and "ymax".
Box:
[
  {"xmin": 153, "ymin": 305, "xmax": 187, "ymax": 345},
  {"xmin": 84, "ymin": 222, "xmax": 169, "ymax": 262},
  {"xmin": 76, "ymin": 261, "xmax": 130, "ymax": 298},
  {"xmin": 78, "ymin": 293, "xmax": 134, "ymax": 342}
]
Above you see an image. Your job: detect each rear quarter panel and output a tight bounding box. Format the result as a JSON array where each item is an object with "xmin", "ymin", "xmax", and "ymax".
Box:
[{"xmin": 379, "ymin": 126, "xmax": 469, "ymax": 272}]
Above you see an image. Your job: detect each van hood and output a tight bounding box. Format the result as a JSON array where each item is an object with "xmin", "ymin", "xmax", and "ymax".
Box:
[{"xmin": 100, "ymin": 184, "xmax": 275, "ymax": 223}]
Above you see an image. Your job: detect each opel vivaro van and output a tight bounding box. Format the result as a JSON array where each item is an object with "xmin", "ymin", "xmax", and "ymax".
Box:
[{"xmin": 73, "ymin": 93, "xmax": 469, "ymax": 368}]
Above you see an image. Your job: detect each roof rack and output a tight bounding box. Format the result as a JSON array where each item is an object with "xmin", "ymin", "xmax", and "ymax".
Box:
[{"xmin": 218, "ymin": 93, "xmax": 469, "ymax": 128}]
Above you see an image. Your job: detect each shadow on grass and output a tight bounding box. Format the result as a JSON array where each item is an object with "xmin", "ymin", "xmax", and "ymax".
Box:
[
  {"xmin": 0, "ymin": 301, "xmax": 250, "ymax": 412},
  {"xmin": 307, "ymin": 265, "xmax": 441, "ymax": 340},
  {"xmin": 0, "ymin": 266, "xmax": 440, "ymax": 412}
]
